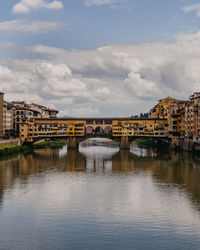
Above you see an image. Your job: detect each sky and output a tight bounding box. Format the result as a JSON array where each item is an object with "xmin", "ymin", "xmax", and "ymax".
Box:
[{"xmin": 0, "ymin": 0, "xmax": 200, "ymax": 117}]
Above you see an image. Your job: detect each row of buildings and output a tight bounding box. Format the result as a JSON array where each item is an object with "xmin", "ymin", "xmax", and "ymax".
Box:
[
  {"xmin": 0, "ymin": 92, "xmax": 58, "ymax": 138},
  {"xmin": 149, "ymin": 92, "xmax": 200, "ymax": 141},
  {"xmin": 20, "ymin": 117, "xmax": 168, "ymax": 143},
  {"xmin": 1, "ymin": 91, "xmax": 200, "ymax": 144},
  {"xmin": 19, "ymin": 91, "xmax": 200, "ymax": 144}
]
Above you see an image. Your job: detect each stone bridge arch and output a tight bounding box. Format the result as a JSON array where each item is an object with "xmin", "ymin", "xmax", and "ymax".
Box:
[
  {"xmin": 76, "ymin": 135, "xmax": 119, "ymax": 145},
  {"xmin": 94, "ymin": 126, "xmax": 104, "ymax": 135},
  {"xmin": 104, "ymin": 126, "xmax": 112, "ymax": 135},
  {"xmin": 86, "ymin": 126, "xmax": 95, "ymax": 135}
]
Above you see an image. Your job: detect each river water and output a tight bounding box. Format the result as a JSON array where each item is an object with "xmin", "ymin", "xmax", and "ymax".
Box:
[{"xmin": 0, "ymin": 139, "xmax": 200, "ymax": 250}]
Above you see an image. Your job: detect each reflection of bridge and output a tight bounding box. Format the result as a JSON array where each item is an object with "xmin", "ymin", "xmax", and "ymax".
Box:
[{"xmin": 20, "ymin": 117, "xmax": 169, "ymax": 148}]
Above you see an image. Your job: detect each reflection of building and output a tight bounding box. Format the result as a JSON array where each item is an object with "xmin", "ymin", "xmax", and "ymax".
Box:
[
  {"xmin": 65, "ymin": 150, "xmax": 86, "ymax": 172},
  {"xmin": 112, "ymin": 150, "xmax": 135, "ymax": 171},
  {"xmin": 1, "ymin": 143, "xmax": 200, "ymax": 211}
]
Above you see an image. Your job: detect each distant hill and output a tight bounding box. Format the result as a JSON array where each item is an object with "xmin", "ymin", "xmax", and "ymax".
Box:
[{"xmin": 60, "ymin": 116, "xmax": 73, "ymax": 118}]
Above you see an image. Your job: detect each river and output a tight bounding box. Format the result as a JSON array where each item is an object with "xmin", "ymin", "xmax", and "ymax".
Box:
[{"xmin": 0, "ymin": 139, "xmax": 200, "ymax": 250}]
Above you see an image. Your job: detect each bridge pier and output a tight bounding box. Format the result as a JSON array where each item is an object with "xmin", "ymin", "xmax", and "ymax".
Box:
[
  {"xmin": 120, "ymin": 136, "xmax": 130, "ymax": 149},
  {"xmin": 66, "ymin": 137, "xmax": 78, "ymax": 150}
]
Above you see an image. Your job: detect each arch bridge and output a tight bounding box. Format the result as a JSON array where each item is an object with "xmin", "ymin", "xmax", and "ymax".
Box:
[{"xmin": 20, "ymin": 117, "xmax": 170, "ymax": 149}]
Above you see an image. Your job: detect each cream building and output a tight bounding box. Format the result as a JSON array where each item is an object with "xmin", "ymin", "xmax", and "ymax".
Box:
[
  {"xmin": 3, "ymin": 102, "xmax": 14, "ymax": 137},
  {"xmin": 184, "ymin": 92, "xmax": 200, "ymax": 141},
  {"xmin": 0, "ymin": 92, "xmax": 4, "ymax": 138}
]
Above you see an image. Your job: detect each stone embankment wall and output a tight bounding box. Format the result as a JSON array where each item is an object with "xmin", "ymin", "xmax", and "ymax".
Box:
[
  {"xmin": 0, "ymin": 138, "xmax": 21, "ymax": 147},
  {"xmin": 170, "ymin": 136, "xmax": 200, "ymax": 152}
]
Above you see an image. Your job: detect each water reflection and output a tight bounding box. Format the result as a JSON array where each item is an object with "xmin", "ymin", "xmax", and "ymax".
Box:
[
  {"xmin": 0, "ymin": 141, "xmax": 200, "ymax": 207},
  {"xmin": 1, "ymin": 140, "xmax": 200, "ymax": 249},
  {"xmin": 79, "ymin": 139, "xmax": 119, "ymax": 173},
  {"xmin": 130, "ymin": 141, "xmax": 148, "ymax": 157}
]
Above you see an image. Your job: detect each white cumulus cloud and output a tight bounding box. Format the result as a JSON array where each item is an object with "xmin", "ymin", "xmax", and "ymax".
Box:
[
  {"xmin": 125, "ymin": 72, "xmax": 162, "ymax": 99},
  {"xmin": 0, "ymin": 20, "xmax": 66, "ymax": 33},
  {"xmin": 12, "ymin": 0, "xmax": 63, "ymax": 14},
  {"xmin": 85, "ymin": 0, "xmax": 120, "ymax": 6},
  {"xmin": 182, "ymin": 3, "xmax": 200, "ymax": 17},
  {"xmin": 84, "ymin": 0, "xmax": 133, "ymax": 9},
  {"xmin": 1, "ymin": 31, "xmax": 200, "ymax": 117}
]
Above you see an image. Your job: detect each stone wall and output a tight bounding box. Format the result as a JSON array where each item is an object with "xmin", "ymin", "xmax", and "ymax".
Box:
[
  {"xmin": 171, "ymin": 137, "xmax": 200, "ymax": 152},
  {"xmin": 179, "ymin": 139, "xmax": 194, "ymax": 151},
  {"xmin": 0, "ymin": 138, "xmax": 21, "ymax": 147}
]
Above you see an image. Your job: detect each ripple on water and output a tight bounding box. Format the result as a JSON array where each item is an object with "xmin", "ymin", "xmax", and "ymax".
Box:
[{"xmin": 0, "ymin": 140, "xmax": 200, "ymax": 249}]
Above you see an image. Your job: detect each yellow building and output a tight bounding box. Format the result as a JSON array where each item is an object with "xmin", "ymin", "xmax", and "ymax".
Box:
[
  {"xmin": 167, "ymin": 101, "xmax": 186, "ymax": 137},
  {"xmin": 18, "ymin": 92, "xmax": 200, "ymax": 145},
  {"xmin": 184, "ymin": 92, "xmax": 200, "ymax": 140},
  {"xmin": 149, "ymin": 97, "xmax": 180, "ymax": 119},
  {"xmin": 20, "ymin": 118, "xmax": 169, "ymax": 143},
  {"xmin": 112, "ymin": 119, "xmax": 168, "ymax": 137}
]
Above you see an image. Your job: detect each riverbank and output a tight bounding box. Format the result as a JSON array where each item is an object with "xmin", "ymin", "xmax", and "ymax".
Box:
[
  {"xmin": 33, "ymin": 141, "xmax": 66, "ymax": 149},
  {"xmin": 136, "ymin": 139, "xmax": 166, "ymax": 148},
  {"xmin": 0, "ymin": 141, "xmax": 66, "ymax": 158},
  {"xmin": 0, "ymin": 138, "xmax": 21, "ymax": 147},
  {"xmin": 0, "ymin": 145, "xmax": 32, "ymax": 157},
  {"xmin": 136, "ymin": 139, "xmax": 156, "ymax": 147}
]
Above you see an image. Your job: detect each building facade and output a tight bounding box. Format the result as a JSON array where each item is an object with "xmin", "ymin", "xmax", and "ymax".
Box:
[
  {"xmin": 0, "ymin": 92, "xmax": 4, "ymax": 138},
  {"xmin": 184, "ymin": 92, "xmax": 200, "ymax": 141},
  {"xmin": 20, "ymin": 118, "xmax": 169, "ymax": 143},
  {"xmin": 3, "ymin": 102, "xmax": 14, "ymax": 137},
  {"xmin": 0, "ymin": 95, "xmax": 59, "ymax": 138},
  {"xmin": 2, "ymin": 91, "xmax": 200, "ymax": 145},
  {"xmin": 149, "ymin": 97, "xmax": 180, "ymax": 119},
  {"xmin": 167, "ymin": 101, "xmax": 186, "ymax": 137}
]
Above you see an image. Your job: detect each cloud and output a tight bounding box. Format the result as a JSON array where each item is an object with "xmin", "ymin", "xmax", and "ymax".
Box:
[
  {"xmin": 125, "ymin": 72, "xmax": 162, "ymax": 100},
  {"xmin": 85, "ymin": 0, "xmax": 121, "ymax": 6},
  {"xmin": 0, "ymin": 42, "xmax": 15, "ymax": 47},
  {"xmin": 65, "ymin": 107, "xmax": 101, "ymax": 116},
  {"xmin": 0, "ymin": 20, "xmax": 66, "ymax": 33},
  {"xmin": 1, "ymin": 31, "xmax": 200, "ymax": 117},
  {"xmin": 12, "ymin": 0, "xmax": 63, "ymax": 14},
  {"xmin": 182, "ymin": 3, "xmax": 200, "ymax": 17},
  {"xmin": 84, "ymin": 0, "xmax": 133, "ymax": 9}
]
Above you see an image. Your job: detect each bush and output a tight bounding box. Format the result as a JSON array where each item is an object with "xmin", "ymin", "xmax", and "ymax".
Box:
[
  {"xmin": 0, "ymin": 145, "xmax": 32, "ymax": 157},
  {"xmin": 0, "ymin": 140, "xmax": 65, "ymax": 158},
  {"xmin": 33, "ymin": 141, "xmax": 65, "ymax": 149}
]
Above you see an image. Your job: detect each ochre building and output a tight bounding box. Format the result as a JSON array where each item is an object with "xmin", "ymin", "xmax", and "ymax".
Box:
[
  {"xmin": 149, "ymin": 97, "xmax": 180, "ymax": 119},
  {"xmin": 20, "ymin": 118, "xmax": 169, "ymax": 143}
]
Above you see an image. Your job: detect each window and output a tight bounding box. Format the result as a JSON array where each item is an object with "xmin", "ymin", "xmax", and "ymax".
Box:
[
  {"xmin": 105, "ymin": 120, "xmax": 112, "ymax": 125},
  {"xmin": 95, "ymin": 120, "xmax": 103, "ymax": 125},
  {"xmin": 86, "ymin": 120, "xmax": 94, "ymax": 125}
]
